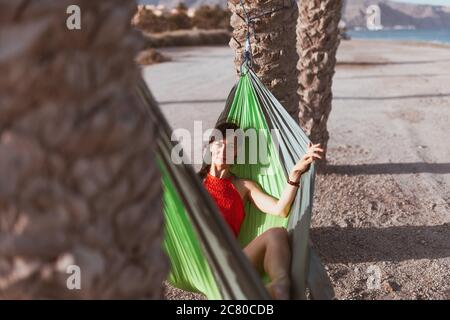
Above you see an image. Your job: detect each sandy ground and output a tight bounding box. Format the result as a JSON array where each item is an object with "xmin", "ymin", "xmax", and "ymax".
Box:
[{"xmin": 143, "ymin": 39, "xmax": 450, "ymax": 300}]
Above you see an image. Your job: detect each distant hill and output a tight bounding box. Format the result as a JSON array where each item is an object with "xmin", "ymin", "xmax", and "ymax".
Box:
[
  {"xmin": 343, "ymin": 0, "xmax": 450, "ymax": 29},
  {"xmin": 140, "ymin": 0, "xmax": 450, "ymax": 29}
]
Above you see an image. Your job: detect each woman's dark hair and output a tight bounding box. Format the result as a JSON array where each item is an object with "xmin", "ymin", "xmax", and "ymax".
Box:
[{"xmin": 198, "ymin": 121, "xmax": 240, "ymax": 179}]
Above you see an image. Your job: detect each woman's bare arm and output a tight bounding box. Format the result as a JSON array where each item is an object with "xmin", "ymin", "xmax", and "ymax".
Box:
[
  {"xmin": 243, "ymin": 143, "xmax": 323, "ymax": 218},
  {"xmin": 244, "ymin": 180, "xmax": 299, "ymax": 218}
]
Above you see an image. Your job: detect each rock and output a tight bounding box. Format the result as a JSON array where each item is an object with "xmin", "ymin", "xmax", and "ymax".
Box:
[
  {"xmin": 383, "ymin": 280, "xmax": 401, "ymax": 292},
  {"xmin": 135, "ymin": 48, "xmax": 171, "ymax": 66},
  {"xmin": 337, "ymin": 220, "xmax": 348, "ymax": 228}
]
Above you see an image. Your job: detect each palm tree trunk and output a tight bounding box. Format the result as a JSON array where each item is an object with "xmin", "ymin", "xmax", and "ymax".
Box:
[
  {"xmin": 297, "ymin": 0, "xmax": 343, "ymax": 166},
  {"xmin": 228, "ymin": 0, "xmax": 299, "ymax": 117},
  {"xmin": 0, "ymin": 0, "xmax": 168, "ymax": 298}
]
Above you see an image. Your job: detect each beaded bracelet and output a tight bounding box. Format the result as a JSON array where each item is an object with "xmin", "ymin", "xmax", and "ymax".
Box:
[{"xmin": 287, "ymin": 178, "xmax": 300, "ymax": 187}]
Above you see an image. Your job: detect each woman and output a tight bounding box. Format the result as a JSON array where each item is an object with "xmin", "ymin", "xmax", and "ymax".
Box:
[{"xmin": 199, "ymin": 122, "xmax": 323, "ymax": 300}]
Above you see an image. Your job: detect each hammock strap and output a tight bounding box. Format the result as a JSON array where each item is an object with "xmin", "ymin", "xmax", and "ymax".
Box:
[
  {"xmin": 238, "ymin": 0, "xmax": 297, "ymax": 74},
  {"xmin": 239, "ymin": 0, "xmax": 253, "ymax": 72}
]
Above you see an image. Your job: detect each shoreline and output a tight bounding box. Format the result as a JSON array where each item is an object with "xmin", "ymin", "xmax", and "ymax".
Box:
[{"xmin": 345, "ymin": 38, "xmax": 450, "ymax": 49}]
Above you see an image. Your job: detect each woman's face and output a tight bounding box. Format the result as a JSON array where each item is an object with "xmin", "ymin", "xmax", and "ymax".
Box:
[{"xmin": 210, "ymin": 136, "xmax": 237, "ymax": 165}]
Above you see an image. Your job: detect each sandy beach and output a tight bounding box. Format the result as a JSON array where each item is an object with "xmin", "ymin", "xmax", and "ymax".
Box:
[{"xmin": 143, "ymin": 39, "xmax": 450, "ymax": 300}]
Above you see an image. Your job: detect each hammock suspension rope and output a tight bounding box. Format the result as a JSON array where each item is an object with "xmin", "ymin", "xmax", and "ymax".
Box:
[{"xmin": 238, "ymin": 0, "xmax": 297, "ymax": 73}]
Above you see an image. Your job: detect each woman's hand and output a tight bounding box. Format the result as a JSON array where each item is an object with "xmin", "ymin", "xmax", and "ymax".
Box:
[{"xmin": 289, "ymin": 142, "xmax": 324, "ymax": 182}]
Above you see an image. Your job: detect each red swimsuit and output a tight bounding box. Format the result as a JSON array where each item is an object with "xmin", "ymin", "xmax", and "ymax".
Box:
[{"xmin": 203, "ymin": 173, "xmax": 245, "ymax": 237}]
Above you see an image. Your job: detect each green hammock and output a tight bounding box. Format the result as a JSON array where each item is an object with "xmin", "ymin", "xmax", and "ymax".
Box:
[{"xmin": 138, "ymin": 69, "xmax": 334, "ymax": 300}]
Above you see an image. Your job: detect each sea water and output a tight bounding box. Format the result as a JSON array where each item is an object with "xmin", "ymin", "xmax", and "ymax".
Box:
[{"xmin": 347, "ymin": 28, "xmax": 450, "ymax": 45}]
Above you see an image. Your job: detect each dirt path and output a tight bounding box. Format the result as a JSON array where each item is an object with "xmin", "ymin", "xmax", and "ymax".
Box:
[{"xmin": 143, "ymin": 39, "xmax": 450, "ymax": 300}]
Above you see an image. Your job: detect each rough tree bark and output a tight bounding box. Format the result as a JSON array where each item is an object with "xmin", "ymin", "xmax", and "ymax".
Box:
[
  {"xmin": 0, "ymin": 0, "xmax": 168, "ymax": 298},
  {"xmin": 297, "ymin": 0, "xmax": 343, "ymax": 165}
]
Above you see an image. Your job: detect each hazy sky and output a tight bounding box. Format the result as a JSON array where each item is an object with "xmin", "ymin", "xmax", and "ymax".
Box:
[{"xmin": 392, "ymin": 0, "xmax": 450, "ymax": 6}]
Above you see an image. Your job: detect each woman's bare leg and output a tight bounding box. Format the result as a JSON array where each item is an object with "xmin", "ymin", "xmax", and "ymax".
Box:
[{"xmin": 243, "ymin": 227, "xmax": 291, "ymax": 299}]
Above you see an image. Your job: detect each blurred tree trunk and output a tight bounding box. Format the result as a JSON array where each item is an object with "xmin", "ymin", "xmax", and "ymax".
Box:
[
  {"xmin": 0, "ymin": 0, "xmax": 168, "ymax": 298},
  {"xmin": 297, "ymin": 0, "xmax": 343, "ymax": 166},
  {"xmin": 228, "ymin": 0, "xmax": 299, "ymax": 117}
]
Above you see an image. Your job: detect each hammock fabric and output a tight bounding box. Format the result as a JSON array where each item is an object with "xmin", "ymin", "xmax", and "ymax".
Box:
[{"xmin": 138, "ymin": 69, "xmax": 334, "ymax": 300}]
